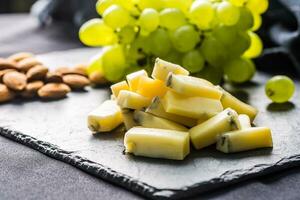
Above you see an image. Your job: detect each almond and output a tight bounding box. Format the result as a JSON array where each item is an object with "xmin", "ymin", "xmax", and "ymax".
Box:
[
  {"xmin": 0, "ymin": 58, "xmax": 18, "ymax": 70},
  {"xmin": 55, "ymin": 66, "xmax": 87, "ymax": 77},
  {"xmin": 0, "ymin": 69, "xmax": 16, "ymax": 82},
  {"xmin": 54, "ymin": 66, "xmax": 70, "ymax": 75},
  {"xmin": 45, "ymin": 72, "xmax": 63, "ymax": 83},
  {"xmin": 63, "ymin": 74, "xmax": 90, "ymax": 89},
  {"xmin": 3, "ymin": 71, "xmax": 27, "ymax": 91},
  {"xmin": 73, "ymin": 64, "xmax": 88, "ymax": 76},
  {"xmin": 88, "ymin": 71, "xmax": 109, "ymax": 85},
  {"xmin": 38, "ymin": 83, "xmax": 71, "ymax": 99},
  {"xmin": 0, "ymin": 84, "xmax": 15, "ymax": 103},
  {"xmin": 26, "ymin": 65, "xmax": 48, "ymax": 81},
  {"xmin": 7, "ymin": 52, "xmax": 34, "ymax": 62},
  {"xmin": 17, "ymin": 57, "xmax": 42, "ymax": 72},
  {"xmin": 21, "ymin": 81, "xmax": 44, "ymax": 98}
]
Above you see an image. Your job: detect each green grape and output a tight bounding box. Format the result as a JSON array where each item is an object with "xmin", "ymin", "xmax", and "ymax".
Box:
[
  {"xmin": 163, "ymin": 49, "xmax": 183, "ymax": 65},
  {"xmin": 200, "ymin": 35, "xmax": 227, "ymax": 67},
  {"xmin": 195, "ymin": 65, "xmax": 223, "ymax": 85},
  {"xmin": 79, "ymin": 18, "xmax": 117, "ymax": 46},
  {"xmin": 265, "ymin": 75, "xmax": 295, "ymax": 103},
  {"xmin": 213, "ymin": 25, "xmax": 237, "ymax": 47},
  {"xmin": 96, "ymin": 0, "xmax": 118, "ymax": 15},
  {"xmin": 217, "ymin": 1, "xmax": 240, "ymax": 26},
  {"xmin": 182, "ymin": 50, "xmax": 205, "ymax": 73},
  {"xmin": 101, "ymin": 44, "xmax": 127, "ymax": 82},
  {"xmin": 164, "ymin": 0, "xmax": 193, "ymax": 14},
  {"xmin": 103, "ymin": 5, "xmax": 130, "ymax": 29},
  {"xmin": 148, "ymin": 28, "xmax": 172, "ymax": 56},
  {"xmin": 189, "ymin": 0, "xmax": 215, "ymax": 30},
  {"xmin": 247, "ymin": 0, "xmax": 268, "ymax": 14},
  {"xmin": 86, "ymin": 52, "xmax": 104, "ymax": 76},
  {"xmin": 229, "ymin": 0, "xmax": 247, "ymax": 7},
  {"xmin": 235, "ymin": 7, "xmax": 254, "ymax": 31},
  {"xmin": 117, "ymin": 26, "xmax": 136, "ymax": 44},
  {"xmin": 159, "ymin": 8, "xmax": 187, "ymax": 30},
  {"xmin": 224, "ymin": 58, "xmax": 255, "ymax": 83},
  {"xmin": 171, "ymin": 25, "xmax": 200, "ymax": 53},
  {"xmin": 230, "ymin": 31, "xmax": 250, "ymax": 57},
  {"xmin": 135, "ymin": 0, "xmax": 165, "ymax": 10},
  {"xmin": 119, "ymin": 0, "xmax": 140, "ymax": 16},
  {"xmin": 243, "ymin": 31, "xmax": 263, "ymax": 58},
  {"xmin": 139, "ymin": 8, "xmax": 160, "ymax": 32},
  {"xmin": 251, "ymin": 13, "xmax": 262, "ymax": 31}
]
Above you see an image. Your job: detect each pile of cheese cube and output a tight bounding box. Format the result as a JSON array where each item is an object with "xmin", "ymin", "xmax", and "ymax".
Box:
[{"xmin": 87, "ymin": 58, "xmax": 273, "ymax": 160}]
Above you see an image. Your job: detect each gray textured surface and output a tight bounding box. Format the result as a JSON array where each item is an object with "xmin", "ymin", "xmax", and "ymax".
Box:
[{"xmin": 0, "ymin": 48, "xmax": 300, "ymax": 199}]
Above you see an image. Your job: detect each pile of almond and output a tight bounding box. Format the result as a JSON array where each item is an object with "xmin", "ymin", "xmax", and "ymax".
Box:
[{"xmin": 0, "ymin": 52, "xmax": 107, "ymax": 103}]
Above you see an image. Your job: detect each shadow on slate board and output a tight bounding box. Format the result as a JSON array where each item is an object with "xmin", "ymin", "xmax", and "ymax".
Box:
[{"xmin": 0, "ymin": 49, "xmax": 300, "ymax": 199}]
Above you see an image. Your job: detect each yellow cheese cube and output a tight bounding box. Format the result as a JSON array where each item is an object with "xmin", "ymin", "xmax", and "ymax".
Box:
[
  {"xmin": 126, "ymin": 70, "xmax": 148, "ymax": 91},
  {"xmin": 217, "ymin": 86, "xmax": 258, "ymax": 121},
  {"xmin": 166, "ymin": 74, "xmax": 222, "ymax": 100},
  {"xmin": 162, "ymin": 91, "xmax": 223, "ymax": 119},
  {"xmin": 110, "ymin": 81, "xmax": 129, "ymax": 97},
  {"xmin": 136, "ymin": 76, "xmax": 168, "ymax": 99},
  {"xmin": 117, "ymin": 90, "xmax": 151, "ymax": 110},
  {"xmin": 146, "ymin": 97, "xmax": 198, "ymax": 127},
  {"xmin": 238, "ymin": 114, "xmax": 251, "ymax": 129},
  {"xmin": 190, "ymin": 108, "xmax": 241, "ymax": 149},
  {"xmin": 87, "ymin": 100, "xmax": 123, "ymax": 133},
  {"xmin": 134, "ymin": 110, "xmax": 188, "ymax": 131},
  {"xmin": 121, "ymin": 109, "xmax": 138, "ymax": 130},
  {"xmin": 216, "ymin": 127, "xmax": 273, "ymax": 153},
  {"xmin": 152, "ymin": 58, "xmax": 189, "ymax": 81},
  {"xmin": 124, "ymin": 127, "xmax": 190, "ymax": 160}
]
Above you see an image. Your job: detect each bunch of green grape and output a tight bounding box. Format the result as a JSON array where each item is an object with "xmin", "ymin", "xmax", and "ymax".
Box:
[{"xmin": 79, "ymin": 0, "xmax": 268, "ymax": 84}]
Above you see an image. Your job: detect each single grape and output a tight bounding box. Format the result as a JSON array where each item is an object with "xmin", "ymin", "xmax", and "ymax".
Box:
[
  {"xmin": 139, "ymin": 8, "xmax": 160, "ymax": 32},
  {"xmin": 195, "ymin": 65, "xmax": 223, "ymax": 85},
  {"xmin": 117, "ymin": 26, "xmax": 136, "ymax": 44},
  {"xmin": 79, "ymin": 18, "xmax": 117, "ymax": 46},
  {"xmin": 224, "ymin": 58, "xmax": 256, "ymax": 83},
  {"xmin": 96, "ymin": 0, "xmax": 118, "ymax": 15},
  {"xmin": 251, "ymin": 13, "xmax": 262, "ymax": 31},
  {"xmin": 199, "ymin": 35, "xmax": 227, "ymax": 68},
  {"xmin": 148, "ymin": 28, "xmax": 172, "ymax": 56},
  {"xmin": 159, "ymin": 8, "xmax": 187, "ymax": 30},
  {"xmin": 229, "ymin": 0, "xmax": 247, "ymax": 7},
  {"xmin": 182, "ymin": 50, "xmax": 205, "ymax": 73},
  {"xmin": 217, "ymin": 1, "xmax": 240, "ymax": 26},
  {"xmin": 247, "ymin": 0, "xmax": 269, "ymax": 14},
  {"xmin": 265, "ymin": 75, "xmax": 295, "ymax": 103},
  {"xmin": 243, "ymin": 32, "xmax": 263, "ymax": 58},
  {"xmin": 86, "ymin": 52, "xmax": 104, "ymax": 76},
  {"xmin": 103, "ymin": 5, "xmax": 130, "ymax": 29},
  {"xmin": 213, "ymin": 25, "xmax": 237, "ymax": 47},
  {"xmin": 189, "ymin": 0, "xmax": 215, "ymax": 30},
  {"xmin": 171, "ymin": 25, "xmax": 200, "ymax": 52},
  {"xmin": 119, "ymin": 0, "xmax": 140, "ymax": 16},
  {"xmin": 101, "ymin": 44, "xmax": 127, "ymax": 82},
  {"xmin": 164, "ymin": 0, "xmax": 193, "ymax": 14},
  {"xmin": 235, "ymin": 7, "xmax": 254, "ymax": 31}
]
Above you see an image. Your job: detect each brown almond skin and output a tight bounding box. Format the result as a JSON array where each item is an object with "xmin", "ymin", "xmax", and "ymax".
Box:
[
  {"xmin": 73, "ymin": 64, "xmax": 88, "ymax": 77},
  {"xmin": 0, "ymin": 58, "xmax": 18, "ymax": 70},
  {"xmin": 17, "ymin": 57, "xmax": 42, "ymax": 72},
  {"xmin": 55, "ymin": 66, "xmax": 87, "ymax": 77},
  {"xmin": 7, "ymin": 52, "xmax": 34, "ymax": 62},
  {"xmin": 0, "ymin": 69, "xmax": 16, "ymax": 82},
  {"xmin": 89, "ymin": 71, "xmax": 109, "ymax": 85},
  {"xmin": 0, "ymin": 84, "xmax": 15, "ymax": 103},
  {"xmin": 3, "ymin": 71, "xmax": 27, "ymax": 91},
  {"xmin": 63, "ymin": 74, "xmax": 90, "ymax": 89},
  {"xmin": 54, "ymin": 67, "xmax": 70, "ymax": 75},
  {"xmin": 21, "ymin": 81, "xmax": 44, "ymax": 98},
  {"xmin": 45, "ymin": 72, "xmax": 63, "ymax": 83},
  {"xmin": 38, "ymin": 83, "xmax": 71, "ymax": 99},
  {"xmin": 26, "ymin": 65, "xmax": 49, "ymax": 81}
]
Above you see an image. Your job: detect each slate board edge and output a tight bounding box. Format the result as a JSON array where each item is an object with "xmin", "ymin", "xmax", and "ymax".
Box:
[{"xmin": 1, "ymin": 126, "xmax": 300, "ymax": 200}]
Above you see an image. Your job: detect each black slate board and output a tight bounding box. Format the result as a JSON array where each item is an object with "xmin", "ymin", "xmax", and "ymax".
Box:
[{"xmin": 1, "ymin": 49, "xmax": 300, "ymax": 200}]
